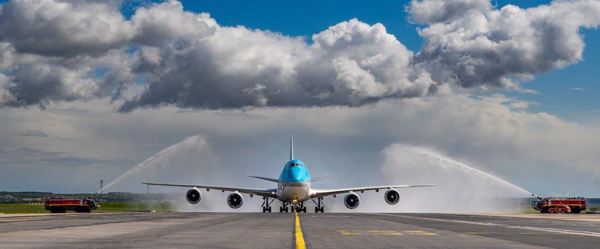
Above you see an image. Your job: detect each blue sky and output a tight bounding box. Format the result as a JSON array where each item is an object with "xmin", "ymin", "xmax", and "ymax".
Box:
[{"xmin": 177, "ymin": 0, "xmax": 599, "ymax": 120}]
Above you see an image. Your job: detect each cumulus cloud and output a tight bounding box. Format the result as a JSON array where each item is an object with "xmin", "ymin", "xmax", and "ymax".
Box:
[
  {"xmin": 0, "ymin": 0, "xmax": 132, "ymax": 57},
  {"xmin": 120, "ymin": 3, "xmax": 434, "ymax": 111},
  {"xmin": 0, "ymin": 73, "xmax": 14, "ymax": 103},
  {"xmin": 411, "ymin": 0, "xmax": 600, "ymax": 88},
  {"xmin": 0, "ymin": 0, "xmax": 599, "ymax": 110},
  {"xmin": 407, "ymin": 0, "xmax": 491, "ymax": 24}
]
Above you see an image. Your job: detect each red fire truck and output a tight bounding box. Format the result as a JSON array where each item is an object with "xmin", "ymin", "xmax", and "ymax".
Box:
[
  {"xmin": 531, "ymin": 197, "xmax": 587, "ymax": 213},
  {"xmin": 44, "ymin": 197, "xmax": 98, "ymax": 213}
]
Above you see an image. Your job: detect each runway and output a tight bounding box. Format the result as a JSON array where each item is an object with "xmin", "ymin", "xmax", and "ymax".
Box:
[{"xmin": 1, "ymin": 212, "xmax": 600, "ymax": 248}]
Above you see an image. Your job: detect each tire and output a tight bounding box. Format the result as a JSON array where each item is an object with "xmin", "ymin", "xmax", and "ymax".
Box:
[
  {"xmin": 51, "ymin": 207, "xmax": 66, "ymax": 213},
  {"xmin": 571, "ymin": 207, "xmax": 581, "ymax": 214},
  {"xmin": 75, "ymin": 207, "xmax": 90, "ymax": 213}
]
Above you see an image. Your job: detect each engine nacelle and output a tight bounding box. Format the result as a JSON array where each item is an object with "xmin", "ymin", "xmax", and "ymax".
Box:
[
  {"xmin": 344, "ymin": 192, "xmax": 360, "ymax": 209},
  {"xmin": 384, "ymin": 189, "xmax": 400, "ymax": 205},
  {"xmin": 186, "ymin": 188, "xmax": 202, "ymax": 204},
  {"xmin": 227, "ymin": 192, "xmax": 244, "ymax": 209}
]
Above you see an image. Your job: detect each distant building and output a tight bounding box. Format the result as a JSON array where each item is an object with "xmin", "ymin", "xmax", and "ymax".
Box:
[{"xmin": 0, "ymin": 195, "xmax": 17, "ymax": 203}]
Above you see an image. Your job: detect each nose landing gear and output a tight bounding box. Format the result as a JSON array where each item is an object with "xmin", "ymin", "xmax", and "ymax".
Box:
[
  {"xmin": 294, "ymin": 203, "xmax": 307, "ymax": 213},
  {"xmin": 279, "ymin": 202, "xmax": 290, "ymax": 212},
  {"xmin": 289, "ymin": 201, "xmax": 306, "ymax": 213}
]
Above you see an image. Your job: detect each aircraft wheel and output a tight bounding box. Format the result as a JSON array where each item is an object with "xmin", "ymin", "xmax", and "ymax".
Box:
[{"xmin": 51, "ymin": 207, "xmax": 66, "ymax": 213}]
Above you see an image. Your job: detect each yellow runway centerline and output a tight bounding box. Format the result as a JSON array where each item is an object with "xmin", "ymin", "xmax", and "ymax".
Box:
[{"xmin": 294, "ymin": 211, "xmax": 307, "ymax": 249}]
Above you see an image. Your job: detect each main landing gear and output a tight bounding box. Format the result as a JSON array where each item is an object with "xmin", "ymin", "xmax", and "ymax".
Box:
[
  {"xmin": 272, "ymin": 199, "xmax": 325, "ymax": 213},
  {"xmin": 312, "ymin": 197, "xmax": 324, "ymax": 213},
  {"xmin": 262, "ymin": 197, "xmax": 273, "ymax": 213}
]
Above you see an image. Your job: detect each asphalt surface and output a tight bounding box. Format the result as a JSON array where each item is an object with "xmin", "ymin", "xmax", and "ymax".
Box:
[{"xmin": 1, "ymin": 212, "xmax": 600, "ymax": 248}]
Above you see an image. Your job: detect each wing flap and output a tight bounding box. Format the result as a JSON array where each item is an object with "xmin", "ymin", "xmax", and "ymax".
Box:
[
  {"xmin": 142, "ymin": 182, "xmax": 278, "ymax": 198},
  {"xmin": 310, "ymin": 184, "xmax": 435, "ymax": 198}
]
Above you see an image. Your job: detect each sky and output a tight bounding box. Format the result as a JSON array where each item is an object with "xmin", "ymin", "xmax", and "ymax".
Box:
[{"xmin": 0, "ymin": 0, "xmax": 600, "ymax": 200}]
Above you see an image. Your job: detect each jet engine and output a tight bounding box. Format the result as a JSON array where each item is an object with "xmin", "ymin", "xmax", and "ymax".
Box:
[
  {"xmin": 384, "ymin": 189, "xmax": 400, "ymax": 205},
  {"xmin": 227, "ymin": 192, "xmax": 244, "ymax": 209},
  {"xmin": 344, "ymin": 192, "xmax": 360, "ymax": 209},
  {"xmin": 186, "ymin": 188, "xmax": 202, "ymax": 204}
]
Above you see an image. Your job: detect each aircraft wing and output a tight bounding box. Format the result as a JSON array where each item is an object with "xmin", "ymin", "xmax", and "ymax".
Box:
[
  {"xmin": 247, "ymin": 175, "xmax": 279, "ymax": 183},
  {"xmin": 142, "ymin": 182, "xmax": 278, "ymax": 198},
  {"xmin": 309, "ymin": 184, "xmax": 436, "ymax": 198}
]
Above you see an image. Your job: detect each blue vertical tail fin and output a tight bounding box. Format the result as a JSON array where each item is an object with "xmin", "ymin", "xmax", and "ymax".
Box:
[{"xmin": 289, "ymin": 134, "xmax": 294, "ymax": 160}]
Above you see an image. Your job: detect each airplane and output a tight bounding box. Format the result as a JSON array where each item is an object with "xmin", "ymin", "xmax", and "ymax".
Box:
[{"xmin": 143, "ymin": 136, "xmax": 435, "ymax": 213}]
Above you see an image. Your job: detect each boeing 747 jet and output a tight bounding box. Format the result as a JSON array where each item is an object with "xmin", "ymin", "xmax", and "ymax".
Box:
[{"xmin": 143, "ymin": 136, "xmax": 435, "ymax": 213}]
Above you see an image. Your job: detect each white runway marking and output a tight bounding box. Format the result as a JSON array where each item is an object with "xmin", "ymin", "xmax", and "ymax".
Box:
[{"xmin": 374, "ymin": 214, "xmax": 600, "ymax": 238}]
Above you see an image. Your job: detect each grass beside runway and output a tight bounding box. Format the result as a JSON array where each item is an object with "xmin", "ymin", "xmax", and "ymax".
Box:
[
  {"xmin": 0, "ymin": 201, "xmax": 173, "ymax": 214},
  {"xmin": 0, "ymin": 203, "xmax": 47, "ymax": 213},
  {"xmin": 97, "ymin": 201, "xmax": 172, "ymax": 212}
]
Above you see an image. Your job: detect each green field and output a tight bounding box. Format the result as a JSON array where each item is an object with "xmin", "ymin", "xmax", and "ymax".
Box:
[
  {"xmin": 0, "ymin": 201, "xmax": 173, "ymax": 214},
  {"xmin": 0, "ymin": 203, "xmax": 47, "ymax": 214},
  {"xmin": 97, "ymin": 201, "xmax": 173, "ymax": 213}
]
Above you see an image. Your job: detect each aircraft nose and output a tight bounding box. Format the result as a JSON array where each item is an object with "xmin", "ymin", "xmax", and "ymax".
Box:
[{"xmin": 289, "ymin": 166, "xmax": 305, "ymax": 182}]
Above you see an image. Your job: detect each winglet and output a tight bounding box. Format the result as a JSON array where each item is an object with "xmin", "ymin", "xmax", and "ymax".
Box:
[{"xmin": 290, "ymin": 134, "xmax": 294, "ymax": 160}]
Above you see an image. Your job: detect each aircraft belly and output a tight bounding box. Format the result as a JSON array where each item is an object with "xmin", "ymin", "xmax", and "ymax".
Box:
[{"xmin": 281, "ymin": 183, "xmax": 310, "ymax": 201}]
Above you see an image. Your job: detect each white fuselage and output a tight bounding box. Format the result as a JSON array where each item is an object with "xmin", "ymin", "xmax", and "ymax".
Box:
[{"xmin": 277, "ymin": 182, "xmax": 311, "ymax": 202}]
